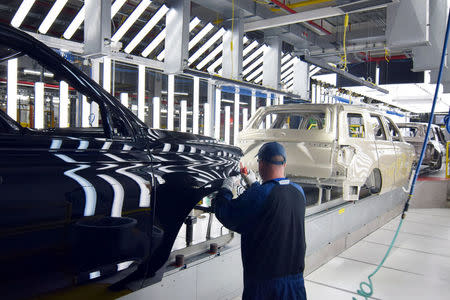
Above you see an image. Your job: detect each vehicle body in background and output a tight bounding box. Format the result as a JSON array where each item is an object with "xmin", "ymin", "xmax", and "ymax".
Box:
[
  {"xmin": 238, "ymin": 104, "xmax": 416, "ymax": 202},
  {"xmin": 0, "ymin": 24, "xmax": 242, "ymax": 299},
  {"xmin": 397, "ymin": 122, "xmax": 446, "ymax": 170}
]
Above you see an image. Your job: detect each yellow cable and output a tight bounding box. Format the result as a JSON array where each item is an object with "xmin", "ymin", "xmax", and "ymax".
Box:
[
  {"xmin": 341, "ymin": 13, "xmax": 349, "ymax": 72},
  {"xmin": 384, "ymin": 45, "xmax": 390, "ymax": 62}
]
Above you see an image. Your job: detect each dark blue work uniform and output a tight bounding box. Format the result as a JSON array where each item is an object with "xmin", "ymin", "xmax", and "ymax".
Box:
[{"xmin": 214, "ymin": 178, "xmax": 307, "ymax": 300}]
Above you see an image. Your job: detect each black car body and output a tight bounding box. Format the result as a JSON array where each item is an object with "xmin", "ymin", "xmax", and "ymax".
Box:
[{"xmin": 0, "ymin": 24, "xmax": 242, "ymax": 299}]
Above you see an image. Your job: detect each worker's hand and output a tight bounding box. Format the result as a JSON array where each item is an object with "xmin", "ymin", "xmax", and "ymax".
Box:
[
  {"xmin": 221, "ymin": 176, "xmax": 241, "ymax": 193},
  {"xmin": 242, "ymin": 169, "xmax": 257, "ymax": 186}
]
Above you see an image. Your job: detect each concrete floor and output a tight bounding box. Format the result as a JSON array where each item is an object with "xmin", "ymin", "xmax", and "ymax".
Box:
[{"xmin": 305, "ymin": 208, "xmax": 450, "ymax": 299}]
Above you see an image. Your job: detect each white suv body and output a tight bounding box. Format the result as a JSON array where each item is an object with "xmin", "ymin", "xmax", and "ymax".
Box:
[{"xmin": 238, "ymin": 104, "xmax": 416, "ymax": 201}]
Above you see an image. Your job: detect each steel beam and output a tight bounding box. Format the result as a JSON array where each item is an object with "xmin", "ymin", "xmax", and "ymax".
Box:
[
  {"xmin": 302, "ymin": 55, "xmax": 389, "ymax": 94},
  {"xmin": 244, "ymin": 7, "xmax": 344, "ymax": 32},
  {"xmin": 164, "ymin": 0, "xmax": 190, "ymax": 74}
]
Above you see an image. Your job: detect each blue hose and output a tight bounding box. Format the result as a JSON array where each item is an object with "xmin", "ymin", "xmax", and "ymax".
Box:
[{"xmin": 352, "ymin": 9, "xmax": 450, "ymax": 300}]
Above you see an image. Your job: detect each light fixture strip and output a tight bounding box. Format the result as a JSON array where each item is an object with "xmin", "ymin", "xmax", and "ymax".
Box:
[
  {"xmin": 242, "ymin": 108, "xmax": 248, "ymax": 129},
  {"xmin": 203, "ymin": 103, "xmax": 211, "ymax": 136},
  {"xmin": 103, "ymin": 57, "xmax": 111, "ymax": 93},
  {"xmin": 197, "ymin": 43, "xmax": 223, "ymax": 70},
  {"xmin": 189, "ymin": 23, "xmax": 214, "ymax": 50},
  {"xmin": 111, "ymin": 0, "xmax": 127, "ymax": 18},
  {"xmin": 38, "ymin": 0, "xmax": 68, "ymax": 34},
  {"xmin": 111, "ymin": 0, "xmax": 151, "ymax": 42},
  {"xmin": 214, "ymin": 88, "xmax": 221, "ymax": 139},
  {"xmin": 63, "ymin": 5, "xmax": 85, "ymax": 39},
  {"xmin": 207, "ymin": 57, "xmax": 223, "ymax": 73},
  {"xmin": 243, "ymin": 36, "xmax": 249, "ymax": 44},
  {"xmin": 243, "ymin": 56, "xmax": 264, "ymax": 76},
  {"xmin": 281, "ymin": 68, "xmax": 293, "ymax": 81},
  {"xmin": 246, "ymin": 65, "xmax": 263, "ymax": 81},
  {"xmin": 138, "ymin": 65, "xmax": 145, "ymax": 121},
  {"xmin": 193, "ymin": 76, "xmax": 200, "ymax": 134},
  {"xmin": 243, "ymin": 45, "xmax": 265, "ymax": 67},
  {"xmin": 282, "ymin": 54, "xmax": 291, "ymax": 64},
  {"xmin": 180, "ymin": 100, "xmax": 187, "ymax": 132},
  {"xmin": 224, "ymin": 106, "xmax": 230, "ymax": 144},
  {"xmin": 281, "ymin": 57, "xmax": 295, "ymax": 72},
  {"xmin": 254, "ymin": 73, "xmax": 263, "ymax": 84},
  {"xmin": 188, "ymin": 28, "xmax": 226, "ymax": 65},
  {"xmin": 11, "ymin": 0, "xmax": 36, "ymax": 28},
  {"xmin": 59, "ymin": 81, "xmax": 69, "ymax": 128},
  {"xmin": 167, "ymin": 74, "xmax": 175, "ymax": 130},
  {"xmin": 34, "ymin": 82, "xmax": 45, "ymax": 129},
  {"xmin": 7, "ymin": 58, "xmax": 17, "ymax": 121},
  {"xmin": 233, "ymin": 90, "xmax": 239, "ymax": 146},
  {"xmin": 243, "ymin": 40, "xmax": 259, "ymax": 57},
  {"xmin": 153, "ymin": 96, "xmax": 160, "ymax": 129},
  {"xmin": 284, "ymin": 72, "xmax": 294, "ymax": 83},
  {"xmin": 141, "ymin": 28, "xmax": 166, "ymax": 57},
  {"xmin": 124, "ymin": 4, "xmax": 168, "ymax": 53}
]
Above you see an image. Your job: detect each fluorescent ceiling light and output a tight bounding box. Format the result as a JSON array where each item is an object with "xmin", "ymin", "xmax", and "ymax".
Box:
[
  {"xmin": 38, "ymin": 0, "xmax": 68, "ymax": 34},
  {"xmin": 189, "ymin": 17, "xmax": 201, "ymax": 31},
  {"xmin": 197, "ymin": 43, "xmax": 223, "ymax": 69},
  {"xmin": 124, "ymin": 4, "xmax": 168, "ymax": 53},
  {"xmin": 221, "ymin": 99, "xmax": 234, "ymax": 103},
  {"xmin": 282, "ymin": 54, "xmax": 291, "ymax": 64},
  {"xmin": 284, "ymin": 72, "xmax": 294, "ymax": 83},
  {"xmin": 188, "ymin": 28, "xmax": 225, "ymax": 65},
  {"xmin": 254, "ymin": 74, "xmax": 263, "ymax": 83},
  {"xmin": 63, "ymin": 5, "xmax": 85, "ymax": 39},
  {"xmin": 246, "ymin": 66, "xmax": 263, "ymax": 81},
  {"xmin": 111, "ymin": 0, "xmax": 127, "ymax": 18},
  {"xmin": 142, "ymin": 28, "xmax": 166, "ymax": 57},
  {"xmin": 207, "ymin": 57, "xmax": 222, "ymax": 73},
  {"xmin": 281, "ymin": 57, "xmax": 295, "ymax": 72},
  {"xmin": 24, "ymin": 69, "xmax": 54, "ymax": 77},
  {"xmin": 243, "ymin": 45, "xmax": 266, "ymax": 67},
  {"xmin": 189, "ymin": 23, "xmax": 214, "ymax": 50},
  {"xmin": 243, "ymin": 55, "xmax": 264, "ymax": 76},
  {"xmin": 243, "ymin": 40, "xmax": 259, "ymax": 57},
  {"xmin": 281, "ymin": 69, "xmax": 293, "ymax": 81},
  {"xmin": 156, "ymin": 18, "xmax": 201, "ymax": 60},
  {"xmin": 243, "ymin": 36, "xmax": 249, "ymax": 44},
  {"xmin": 11, "ymin": 0, "xmax": 35, "ymax": 28},
  {"xmin": 112, "ymin": 0, "xmax": 151, "ymax": 42},
  {"xmin": 161, "ymin": 91, "xmax": 189, "ymax": 96}
]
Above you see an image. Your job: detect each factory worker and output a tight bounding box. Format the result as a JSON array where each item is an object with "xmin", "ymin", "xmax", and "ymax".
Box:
[{"xmin": 214, "ymin": 142, "xmax": 307, "ymax": 300}]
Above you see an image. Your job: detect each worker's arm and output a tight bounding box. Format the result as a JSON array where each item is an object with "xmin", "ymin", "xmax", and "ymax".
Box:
[{"xmin": 213, "ymin": 182, "xmax": 269, "ymax": 234}]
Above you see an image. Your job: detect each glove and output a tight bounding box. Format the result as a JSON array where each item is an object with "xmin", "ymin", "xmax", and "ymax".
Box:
[
  {"xmin": 242, "ymin": 169, "xmax": 257, "ymax": 186},
  {"xmin": 221, "ymin": 176, "xmax": 241, "ymax": 193}
]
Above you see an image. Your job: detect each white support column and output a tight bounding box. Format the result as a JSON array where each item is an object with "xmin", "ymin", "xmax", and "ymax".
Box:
[
  {"xmin": 59, "ymin": 81, "xmax": 69, "ymax": 128},
  {"xmin": 120, "ymin": 92, "xmax": 129, "ymax": 107},
  {"xmin": 251, "ymin": 90, "xmax": 256, "ymax": 116},
  {"xmin": 7, "ymin": 58, "xmax": 17, "ymax": 120},
  {"xmin": 265, "ymin": 96, "xmax": 271, "ymax": 129},
  {"xmin": 243, "ymin": 108, "xmax": 248, "ymax": 129},
  {"xmin": 164, "ymin": 0, "xmax": 189, "ymax": 74},
  {"xmin": 167, "ymin": 74, "xmax": 175, "ymax": 130},
  {"xmin": 153, "ymin": 96, "xmax": 160, "ymax": 128},
  {"xmin": 224, "ymin": 106, "xmax": 230, "ymax": 144},
  {"xmin": 262, "ymin": 36, "xmax": 281, "ymax": 89},
  {"xmin": 82, "ymin": 95, "xmax": 90, "ymax": 127},
  {"xmin": 292, "ymin": 58, "xmax": 309, "ymax": 99},
  {"xmin": 222, "ymin": 13, "xmax": 243, "ymax": 80},
  {"xmin": 34, "ymin": 82, "xmax": 44, "ymax": 129},
  {"xmin": 233, "ymin": 88, "xmax": 240, "ymax": 145},
  {"xmin": 279, "ymin": 94, "xmax": 284, "ymax": 105},
  {"xmin": 91, "ymin": 59, "xmax": 100, "ymax": 126},
  {"xmin": 203, "ymin": 103, "xmax": 211, "ymax": 136},
  {"xmin": 103, "ymin": 57, "xmax": 111, "ymax": 93},
  {"xmin": 193, "ymin": 76, "xmax": 200, "ymax": 134},
  {"xmin": 138, "ymin": 65, "xmax": 145, "ymax": 121},
  {"xmin": 214, "ymin": 87, "xmax": 221, "ymax": 139},
  {"xmin": 180, "ymin": 100, "xmax": 187, "ymax": 132}
]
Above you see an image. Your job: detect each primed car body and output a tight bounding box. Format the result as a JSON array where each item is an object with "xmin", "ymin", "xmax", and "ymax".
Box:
[
  {"xmin": 238, "ymin": 104, "xmax": 415, "ymax": 201},
  {"xmin": 0, "ymin": 24, "xmax": 242, "ymax": 298},
  {"xmin": 397, "ymin": 123, "xmax": 446, "ymax": 170}
]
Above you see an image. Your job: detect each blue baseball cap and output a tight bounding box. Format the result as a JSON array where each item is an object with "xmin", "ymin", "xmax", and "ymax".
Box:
[{"xmin": 257, "ymin": 142, "xmax": 286, "ymax": 165}]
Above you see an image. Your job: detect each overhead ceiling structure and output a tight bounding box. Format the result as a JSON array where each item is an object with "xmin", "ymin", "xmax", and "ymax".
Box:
[{"xmin": 3, "ymin": 0, "xmax": 449, "ymax": 113}]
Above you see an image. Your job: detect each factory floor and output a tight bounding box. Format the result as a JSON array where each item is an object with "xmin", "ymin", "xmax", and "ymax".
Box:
[{"xmin": 304, "ymin": 208, "xmax": 450, "ymax": 299}]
